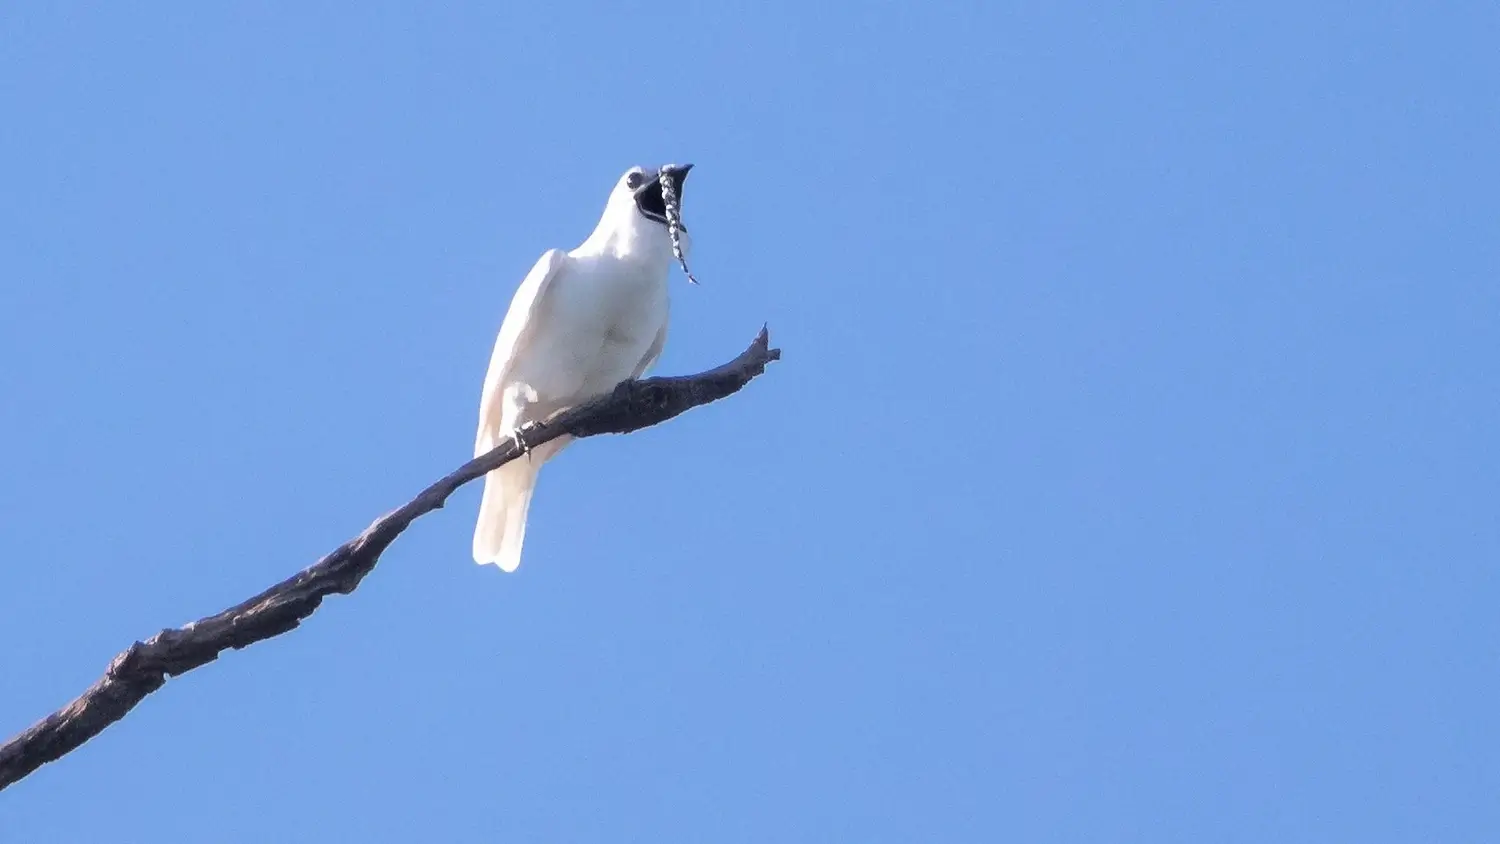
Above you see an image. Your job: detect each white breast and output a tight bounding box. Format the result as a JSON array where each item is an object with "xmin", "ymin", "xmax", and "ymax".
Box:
[{"xmin": 511, "ymin": 251, "xmax": 670, "ymax": 412}]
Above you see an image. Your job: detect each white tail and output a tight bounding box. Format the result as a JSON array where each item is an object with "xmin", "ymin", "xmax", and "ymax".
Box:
[{"xmin": 471, "ymin": 437, "xmax": 569, "ymax": 571}]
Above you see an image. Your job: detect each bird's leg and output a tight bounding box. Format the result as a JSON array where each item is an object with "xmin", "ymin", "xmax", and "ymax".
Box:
[{"xmin": 510, "ymin": 423, "xmax": 538, "ymax": 463}]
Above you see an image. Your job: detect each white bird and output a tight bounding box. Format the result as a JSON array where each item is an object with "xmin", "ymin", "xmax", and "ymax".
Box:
[{"xmin": 472, "ymin": 163, "xmax": 695, "ymax": 572}]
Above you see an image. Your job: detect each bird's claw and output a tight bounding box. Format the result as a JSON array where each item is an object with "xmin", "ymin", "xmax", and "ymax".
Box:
[{"xmin": 511, "ymin": 423, "xmax": 538, "ymax": 462}]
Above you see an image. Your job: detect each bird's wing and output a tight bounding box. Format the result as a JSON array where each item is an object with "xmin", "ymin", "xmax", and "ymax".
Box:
[
  {"xmin": 631, "ymin": 318, "xmax": 669, "ymax": 379},
  {"xmin": 475, "ymin": 248, "xmax": 568, "ymax": 456}
]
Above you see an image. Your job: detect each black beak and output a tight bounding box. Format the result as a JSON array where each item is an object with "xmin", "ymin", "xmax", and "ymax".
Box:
[
  {"xmin": 633, "ymin": 163, "xmax": 693, "ymax": 225},
  {"xmin": 633, "ymin": 163, "xmax": 692, "ymax": 198},
  {"xmin": 660, "ymin": 162, "xmax": 692, "ymax": 191}
]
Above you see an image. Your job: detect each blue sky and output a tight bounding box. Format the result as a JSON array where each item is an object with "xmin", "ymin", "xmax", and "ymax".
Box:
[{"xmin": 2, "ymin": 3, "xmax": 1496, "ymax": 841}]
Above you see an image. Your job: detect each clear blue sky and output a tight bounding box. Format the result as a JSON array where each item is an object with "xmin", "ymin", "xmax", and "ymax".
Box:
[{"xmin": 2, "ymin": 4, "xmax": 1496, "ymax": 841}]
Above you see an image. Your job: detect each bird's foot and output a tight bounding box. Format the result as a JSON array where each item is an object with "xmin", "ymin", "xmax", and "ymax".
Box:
[
  {"xmin": 512, "ymin": 421, "xmax": 549, "ymax": 463},
  {"xmin": 511, "ymin": 423, "xmax": 536, "ymax": 462}
]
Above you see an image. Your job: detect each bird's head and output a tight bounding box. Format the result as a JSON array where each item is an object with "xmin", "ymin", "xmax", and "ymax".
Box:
[{"xmin": 586, "ymin": 164, "xmax": 694, "ymax": 260}]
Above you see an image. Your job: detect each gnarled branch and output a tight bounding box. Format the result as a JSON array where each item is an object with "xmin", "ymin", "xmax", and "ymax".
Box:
[{"xmin": 0, "ymin": 327, "xmax": 780, "ymax": 792}]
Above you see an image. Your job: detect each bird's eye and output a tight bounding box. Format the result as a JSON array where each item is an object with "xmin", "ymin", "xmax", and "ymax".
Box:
[{"xmin": 625, "ymin": 171, "xmax": 645, "ymax": 189}]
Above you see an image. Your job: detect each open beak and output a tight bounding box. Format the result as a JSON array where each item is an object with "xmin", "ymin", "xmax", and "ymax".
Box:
[{"xmin": 633, "ymin": 163, "xmax": 693, "ymax": 225}]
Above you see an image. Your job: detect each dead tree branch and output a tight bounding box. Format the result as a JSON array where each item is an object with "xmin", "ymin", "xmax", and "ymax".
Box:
[{"xmin": 0, "ymin": 327, "xmax": 780, "ymax": 793}]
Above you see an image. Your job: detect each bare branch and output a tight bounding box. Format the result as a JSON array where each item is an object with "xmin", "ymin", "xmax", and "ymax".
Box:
[{"xmin": 0, "ymin": 328, "xmax": 780, "ymax": 792}]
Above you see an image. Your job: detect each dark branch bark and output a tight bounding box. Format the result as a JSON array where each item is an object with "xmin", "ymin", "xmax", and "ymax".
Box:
[{"xmin": 0, "ymin": 328, "xmax": 780, "ymax": 793}]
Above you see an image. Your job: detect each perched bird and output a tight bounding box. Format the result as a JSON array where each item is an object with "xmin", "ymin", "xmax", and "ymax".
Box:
[{"xmin": 472, "ymin": 164, "xmax": 694, "ymax": 572}]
